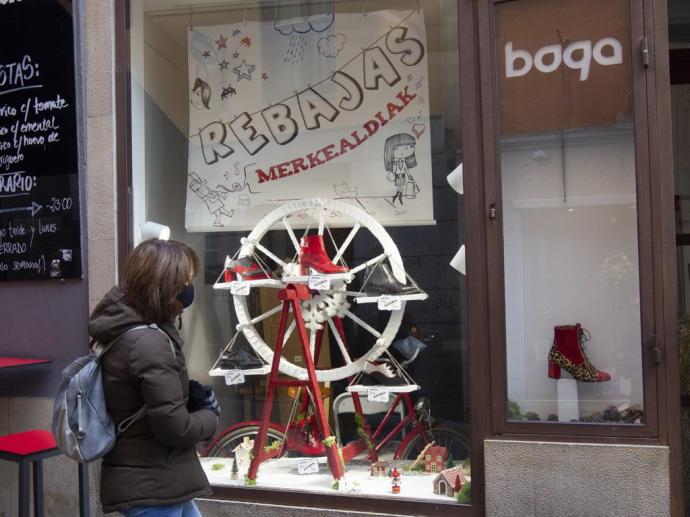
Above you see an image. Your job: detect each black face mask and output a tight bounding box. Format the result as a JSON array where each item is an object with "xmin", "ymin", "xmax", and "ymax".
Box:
[{"xmin": 177, "ymin": 283, "xmax": 195, "ymax": 309}]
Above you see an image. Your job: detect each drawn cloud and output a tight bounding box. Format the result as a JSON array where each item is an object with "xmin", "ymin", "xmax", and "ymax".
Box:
[
  {"xmin": 317, "ymin": 33, "xmax": 346, "ymax": 58},
  {"xmin": 189, "ymin": 29, "xmax": 218, "ymax": 62},
  {"xmin": 274, "ymin": 13, "xmax": 334, "ymax": 35}
]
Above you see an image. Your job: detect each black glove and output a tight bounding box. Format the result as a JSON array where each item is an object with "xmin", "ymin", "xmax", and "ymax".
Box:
[{"xmin": 188, "ymin": 380, "xmax": 221, "ymax": 416}]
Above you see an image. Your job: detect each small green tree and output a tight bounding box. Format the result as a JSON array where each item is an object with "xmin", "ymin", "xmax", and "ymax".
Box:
[
  {"xmin": 445, "ymin": 453, "xmax": 454, "ymax": 470},
  {"xmin": 456, "ymin": 481, "xmax": 471, "ymax": 504},
  {"xmin": 231, "ymin": 457, "xmax": 238, "ymax": 480}
]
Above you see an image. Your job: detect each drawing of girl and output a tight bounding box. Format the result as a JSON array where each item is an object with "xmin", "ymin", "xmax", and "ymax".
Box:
[
  {"xmin": 384, "ymin": 133, "xmax": 420, "ymax": 206},
  {"xmin": 191, "ymin": 78, "xmax": 212, "ymax": 110}
]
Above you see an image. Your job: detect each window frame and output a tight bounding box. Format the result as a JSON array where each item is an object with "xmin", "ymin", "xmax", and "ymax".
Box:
[
  {"xmin": 476, "ymin": 0, "xmax": 678, "ymax": 444},
  {"xmin": 114, "ymin": 0, "xmax": 488, "ymax": 514}
]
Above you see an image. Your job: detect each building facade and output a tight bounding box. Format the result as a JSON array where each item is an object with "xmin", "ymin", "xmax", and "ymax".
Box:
[{"xmin": 0, "ymin": 0, "xmax": 685, "ymax": 516}]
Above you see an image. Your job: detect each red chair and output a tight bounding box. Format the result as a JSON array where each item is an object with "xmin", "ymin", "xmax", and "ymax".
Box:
[{"xmin": 0, "ymin": 429, "xmax": 89, "ymax": 517}]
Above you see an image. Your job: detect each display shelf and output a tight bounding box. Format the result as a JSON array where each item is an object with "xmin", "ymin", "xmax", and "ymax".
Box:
[
  {"xmin": 200, "ymin": 456, "xmax": 461, "ymax": 503},
  {"xmin": 354, "ymin": 293, "xmax": 428, "ymax": 304},
  {"xmin": 209, "ymin": 365, "xmax": 271, "ymax": 377},
  {"xmin": 213, "ymin": 279, "xmax": 283, "ymax": 290},
  {"xmin": 346, "ymin": 384, "xmax": 420, "ymax": 394},
  {"xmin": 283, "ymin": 272, "xmax": 355, "ymax": 283}
]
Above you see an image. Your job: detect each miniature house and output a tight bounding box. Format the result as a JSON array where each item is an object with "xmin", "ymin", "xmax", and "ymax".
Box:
[
  {"xmin": 232, "ymin": 436, "xmax": 254, "ymax": 473},
  {"xmin": 433, "ymin": 466, "xmax": 465, "ymax": 497},
  {"xmin": 424, "ymin": 445, "xmax": 449, "ymax": 473},
  {"xmin": 370, "ymin": 460, "xmax": 389, "ymax": 477}
]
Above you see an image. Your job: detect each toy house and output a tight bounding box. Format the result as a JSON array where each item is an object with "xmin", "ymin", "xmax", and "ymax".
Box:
[
  {"xmin": 433, "ymin": 466, "xmax": 465, "ymax": 497},
  {"xmin": 424, "ymin": 445, "xmax": 449, "ymax": 473},
  {"xmin": 232, "ymin": 436, "xmax": 255, "ymax": 473},
  {"xmin": 370, "ymin": 460, "xmax": 389, "ymax": 477}
]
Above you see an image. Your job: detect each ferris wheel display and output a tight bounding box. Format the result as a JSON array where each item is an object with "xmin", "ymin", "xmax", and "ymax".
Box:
[{"xmin": 212, "ymin": 197, "xmax": 426, "ymax": 383}]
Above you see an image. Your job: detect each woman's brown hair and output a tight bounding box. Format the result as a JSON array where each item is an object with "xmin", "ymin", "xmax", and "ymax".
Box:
[{"xmin": 120, "ymin": 239, "xmax": 199, "ymax": 323}]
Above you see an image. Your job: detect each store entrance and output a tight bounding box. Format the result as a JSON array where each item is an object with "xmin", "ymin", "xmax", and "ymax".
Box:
[{"xmin": 670, "ymin": 1, "xmax": 690, "ymax": 514}]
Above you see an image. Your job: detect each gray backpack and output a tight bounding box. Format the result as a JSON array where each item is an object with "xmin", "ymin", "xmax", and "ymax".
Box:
[{"xmin": 52, "ymin": 324, "xmax": 169, "ymax": 462}]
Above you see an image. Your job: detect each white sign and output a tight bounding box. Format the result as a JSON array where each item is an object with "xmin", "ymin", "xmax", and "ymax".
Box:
[
  {"xmin": 186, "ymin": 9, "xmax": 433, "ymax": 231},
  {"xmin": 505, "ymin": 38, "xmax": 623, "ymax": 82},
  {"xmin": 297, "ymin": 458, "xmax": 320, "ymax": 474},
  {"xmin": 230, "ymin": 280, "xmax": 250, "ymax": 295},
  {"xmin": 367, "ymin": 386, "xmax": 390, "ymax": 403},
  {"xmin": 308, "ymin": 274, "xmax": 330, "ymax": 291},
  {"xmin": 377, "ymin": 294, "xmax": 402, "ymax": 311},
  {"xmin": 224, "ymin": 370, "xmax": 245, "ymax": 385}
]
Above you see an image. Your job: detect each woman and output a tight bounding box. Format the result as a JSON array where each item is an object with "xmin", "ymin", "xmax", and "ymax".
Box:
[{"xmin": 88, "ymin": 239, "xmax": 218, "ymax": 516}]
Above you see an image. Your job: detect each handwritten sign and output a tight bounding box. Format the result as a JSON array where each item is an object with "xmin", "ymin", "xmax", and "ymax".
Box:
[
  {"xmin": 185, "ymin": 11, "xmax": 435, "ymax": 232},
  {"xmin": 224, "ymin": 370, "xmax": 245, "ymax": 385},
  {"xmin": 230, "ymin": 280, "xmax": 250, "ymax": 295},
  {"xmin": 308, "ymin": 274, "xmax": 330, "ymax": 291},
  {"xmin": 0, "ymin": 1, "xmax": 81, "ymax": 281},
  {"xmin": 378, "ymin": 295, "xmax": 402, "ymax": 311},
  {"xmin": 297, "ymin": 458, "xmax": 320, "ymax": 475},
  {"xmin": 367, "ymin": 386, "xmax": 390, "ymax": 403}
]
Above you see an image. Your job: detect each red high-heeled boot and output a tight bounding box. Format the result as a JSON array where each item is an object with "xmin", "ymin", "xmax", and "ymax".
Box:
[
  {"xmin": 299, "ymin": 234, "xmax": 348, "ymax": 275},
  {"xmin": 547, "ymin": 323, "xmax": 611, "ymax": 382}
]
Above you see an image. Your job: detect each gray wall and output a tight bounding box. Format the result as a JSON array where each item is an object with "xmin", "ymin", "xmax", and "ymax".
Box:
[
  {"xmin": 0, "ymin": 281, "xmax": 89, "ymax": 397},
  {"xmin": 485, "ymin": 439, "xmax": 671, "ymax": 517}
]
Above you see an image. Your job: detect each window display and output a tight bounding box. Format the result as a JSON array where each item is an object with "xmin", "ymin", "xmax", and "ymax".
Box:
[
  {"xmin": 130, "ymin": 0, "xmax": 468, "ymax": 507},
  {"xmin": 495, "ymin": 0, "xmax": 644, "ymax": 424}
]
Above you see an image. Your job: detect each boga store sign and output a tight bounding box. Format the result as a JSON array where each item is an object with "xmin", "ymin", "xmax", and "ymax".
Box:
[{"xmin": 496, "ymin": 0, "xmax": 632, "ymax": 136}]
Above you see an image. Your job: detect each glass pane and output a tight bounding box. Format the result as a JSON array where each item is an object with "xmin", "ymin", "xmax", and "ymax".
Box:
[
  {"xmin": 131, "ymin": 0, "xmax": 470, "ymax": 505},
  {"xmin": 495, "ymin": 0, "xmax": 644, "ymax": 424}
]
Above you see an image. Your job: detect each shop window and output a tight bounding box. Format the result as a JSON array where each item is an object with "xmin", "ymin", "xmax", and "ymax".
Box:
[
  {"xmin": 128, "ymin": 0, "xmax": 469, "ymax": 509},
  {"xmin": 494, "ymin": 0, "xmax": 645, "ymax": 425}
]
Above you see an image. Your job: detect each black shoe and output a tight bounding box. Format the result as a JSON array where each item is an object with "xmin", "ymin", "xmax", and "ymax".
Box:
[
  {"xmin": 219, "ymin": 333, "xmax": 265, "ymax": 369},
  {"xmin": 363, "ymin": 263, "xmax": 419, "ymax": 296}
]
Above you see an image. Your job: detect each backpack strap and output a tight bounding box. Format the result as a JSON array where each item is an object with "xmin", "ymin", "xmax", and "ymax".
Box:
[
  {"xmin": 93, "ymin": 324, "xmax": 173, "ymax": 361},
  {"xmin": 92, "ymin": 324, "xmax": 174, "ymax": 436}
]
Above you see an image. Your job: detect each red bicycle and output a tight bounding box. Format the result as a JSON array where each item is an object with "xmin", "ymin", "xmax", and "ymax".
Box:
[{"xmin": 202, "ymin": 381, "xmax": 469, "ymax": 464}]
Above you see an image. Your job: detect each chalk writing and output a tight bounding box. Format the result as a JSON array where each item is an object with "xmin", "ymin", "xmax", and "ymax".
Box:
[{"xmin": 0, "ymin": 2, "xmax": 81, "ymax": 280}]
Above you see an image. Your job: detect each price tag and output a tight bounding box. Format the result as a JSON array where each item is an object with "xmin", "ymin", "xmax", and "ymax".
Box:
[
  {"xmin": 224, "ymin": 370, "xmax": 245, "ymax": 385},
  {"xmin": 308, "ymin": 274, "xmax": 330, "ymax": 290},
  {"xmin": 230, "ymin": 281, "xmax": 250, "ymax": 295},
  {"xmin": 297, "ymin": 458, "xmax": 320, "ymax": 474},
  {"xmin": 377, "ymin": 295, "xmax": 402, "ymax": 311},
  {"xmin": 367, "ymin": 386, "xmax": 390, "ymax": 403}
]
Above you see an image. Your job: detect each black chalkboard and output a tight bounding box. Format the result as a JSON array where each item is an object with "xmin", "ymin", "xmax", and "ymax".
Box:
[{"xmin": 0, "ymin": 0, "xmax": 81, "ymax": 281}]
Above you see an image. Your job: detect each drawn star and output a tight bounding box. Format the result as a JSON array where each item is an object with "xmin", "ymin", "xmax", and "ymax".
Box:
[
  {"xmin": 233, "ymin": 60, "xmax": 256, "ymax": 81},
  {"xmin": 215, "ymin": 34, "xmax": 228, "ymax": 50},
  {"xmin": 232, "ymin": 51, "xmax": 240, "ymax": 59},
  {"xmin": 261, "ymin": 72, "xmax": 268, "ymax": 80},
  {"xmin": 202, "ymin": 50, "xmax": 211, "ymax": 58},
  {"xmin": 232, "ymin": 29, "xmax": 241, "ymax": 37},
  {"xmin": 241, "ymin": 36, "xmax": 252, "ymax": 48},
  {"xmin": 219, "ymin": 59, "xmax": 229, "ymax": 70}
]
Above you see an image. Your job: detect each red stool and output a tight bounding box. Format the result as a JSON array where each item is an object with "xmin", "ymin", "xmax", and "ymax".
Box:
[{"xmin": 0, "ymin": 430, "xmax": 89, "ymax": 517}]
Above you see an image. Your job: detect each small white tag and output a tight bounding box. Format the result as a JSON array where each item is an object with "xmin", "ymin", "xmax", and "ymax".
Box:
[
  {"xmin": 224, "ymin": 370, "xmax": 245, "ymax": 385},
  {"xmin": 297, "ymin": 458, "xmax": 320, "ymax": 474},
  {"xmin": 308, "ymin": 274, "xmax": 330, "ymax": 290},
  {"xmin": 378, "ymin": 295, "xmax": 401, "ymax": 311},
  {"xmin": 230, "ymin": 281, "xmax": 250, "ymax": 295},
  {"xmin": 367, "ymin": 386, "xmax": 390, "ymax": 402}
]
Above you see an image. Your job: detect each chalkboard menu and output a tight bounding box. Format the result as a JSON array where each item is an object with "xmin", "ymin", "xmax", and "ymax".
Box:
[{"xmin": 0, "ymin": 0, "xmax": 81, "ymax": 281}]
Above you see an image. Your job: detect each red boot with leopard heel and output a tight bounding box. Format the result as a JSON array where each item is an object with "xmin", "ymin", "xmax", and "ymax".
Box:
[{"xmin": 547, "ymin": 323, "xmax": 611, "ymax": 382}]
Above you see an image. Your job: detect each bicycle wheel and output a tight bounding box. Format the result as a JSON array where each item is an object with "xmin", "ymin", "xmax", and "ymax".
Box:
[
  {"xmin": 395, "ymin": 426, "xmax": 470, "ymax": 462},
  {"xmin": 203, "ymin": 424, "xmax": 286, "ymax": 458}
]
